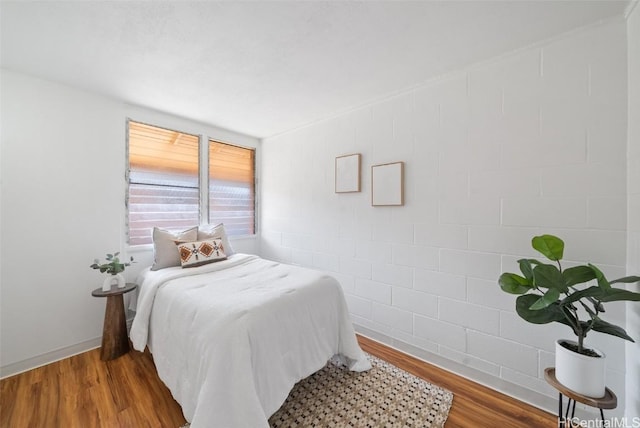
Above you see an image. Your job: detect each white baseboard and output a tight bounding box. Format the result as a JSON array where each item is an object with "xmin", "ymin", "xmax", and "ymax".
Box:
[
  {"xmin": 354, "ymin": 324, "xmax": 558, "ymax": 415},
  {"xmin": 0, "ymin": 337, "xmax": 101, "ymax": 379},
  {"xmin": 2, "ymin": 314, "xmax": 136, "ymax": 380}
]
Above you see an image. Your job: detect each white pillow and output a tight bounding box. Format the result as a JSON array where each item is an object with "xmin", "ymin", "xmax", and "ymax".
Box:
[
  {"xmin": 176, "ymin": 239, "xmax": 227, "ymax": 268},
  {"xmin": 197, "ymin": 223, "xmax": 234, "ymax": 256},
  {"xmin": 151, "ymin": 226, "xmax": 198, "ymax": 271}
]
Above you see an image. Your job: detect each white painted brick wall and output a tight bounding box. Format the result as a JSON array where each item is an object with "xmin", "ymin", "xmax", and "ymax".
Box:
[
  {"xmin": 311, "ymin": 252, "xmax": 339, "ymax": 272},
  {"xmin": 439, "ymin": 298, "xmax": 500, "ymax": 335},
  {"xmin": 372, "ymin": 264, "xmax": 413, "ymax": 288},
  {"xmin": 414, "ymin": 269, "xmax": 466, "ymax": 300},
  {"xmin": 330, "ymin": 272, "xmax": 355, "ymax": 294},
  {"xmin": 501, "ymin": 197, "xmax": 588, "ymax": 228},
  {"xmin": 392, "ymin": 287, "xmax": 438, "ymax": 318},
  {"xmin": 339, "ymin": 257, "xmax": 372, "ymax": 279},
  {"xmin": 439, "ymin": 249, "xmax": 501, "ymax": 280},
  {"xmin": 414, "ymin": 315, "xmax": 466, "ymax": 352},
  {"xmin": 391, "ymin": 244, "xmax": 439, "ymax": 269},
  {"xmin": 355, "ymin": 240, "xmax": 393, "ymax": 264},
  {"xmin": 414, "ymin": 223, "xmax": 468, "ymax": 249},
  {"xmin": 438, "ymin": 345, "xmax": 501, "ymax": 376},
  {"xmin": 500, "ymin": 311, "xmax": 566, "ymax": 353},
  {"xmin": 587, "ymin": 197, "xmax": 627, "ymax": 230},
  {"xmin": 466, "ymin": 277, "xmax": 515, "ymax": 312},
  {"xmin": 344, "ymin": 294, "xmax": 373, "ymax": 319},
  {"xmin": 261, "ymin": 20, "xmax": 629, "ymax": 417},
  {"xmin": 467, "ymin": 331, "xmax": 539, "ymax": 377},
  {"xmin": 500, "ymin": 367, "xmax": 557, "ymax": 397},
  {"xmin": 372, "ymin": 303, "xmax": 413, "ymax": 333},
  {"xmin": 372, "ymin": 222, "xmax": 414, "ymax": 244},
  {"xmin": 291, "ymin": 249, "xmax": 313, "ymax": 267},
  {"xmin": 354, "ymin": 278, "xmax": 392, "ymax": 304}
]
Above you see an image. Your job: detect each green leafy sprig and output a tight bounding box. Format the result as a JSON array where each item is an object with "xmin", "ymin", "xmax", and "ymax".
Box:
[{"xmin": 90, "ymin": 252, "xmax": 134, "ymax": 276}]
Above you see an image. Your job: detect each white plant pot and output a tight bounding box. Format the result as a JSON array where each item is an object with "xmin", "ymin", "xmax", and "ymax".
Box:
[
  {"xmin": 555, "ymin": 339, "xmax": 606, "ymax": 398},
  {"xmin": 102, "ymin": 273, "xmax": 125, "ymax": 291}
]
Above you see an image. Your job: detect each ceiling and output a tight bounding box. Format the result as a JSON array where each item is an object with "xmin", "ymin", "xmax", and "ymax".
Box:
[{"xmin": 0, "ymin": 1, "xmax": 631, "ymax": 139}]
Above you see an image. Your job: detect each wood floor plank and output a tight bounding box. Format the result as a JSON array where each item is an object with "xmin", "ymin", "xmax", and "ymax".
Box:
[
  {"xmin": 0, "ymin": 335, "xmax": 556, "ymax": 427},
  {"xmin": 0, "ymin": 376, "xmax": 17, "ymax": 427}
]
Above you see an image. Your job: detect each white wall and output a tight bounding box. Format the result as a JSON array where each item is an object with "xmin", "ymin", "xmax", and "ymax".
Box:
[
  {"xmin": 626, "ymin": 2, "xmax": 640, "ymax": 421},
  {"xmin": 261, "ymin": 19, "xmax": 629, "ymax": 415},
  {"xmin": 1, "ymin": 71, "xmax": 124, "ymax": 375},
  {"xmin": 0, "ymin": 70, "xmax": 260, "ymax": 376}
]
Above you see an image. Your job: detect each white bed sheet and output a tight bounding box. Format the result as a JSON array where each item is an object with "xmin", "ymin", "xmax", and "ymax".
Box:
[{"xmin": 129, "ymin": 253, "xmax": 370, "ymax": 428}]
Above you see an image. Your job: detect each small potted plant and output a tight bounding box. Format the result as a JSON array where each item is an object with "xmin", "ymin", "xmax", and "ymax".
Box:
[
  {"xmin": 90, "ymin": 252, "xmax": 134, "ymax": 291},
  {"xmin": 498, "ymin": 234, "xmax": 640, "ymax": 397}
]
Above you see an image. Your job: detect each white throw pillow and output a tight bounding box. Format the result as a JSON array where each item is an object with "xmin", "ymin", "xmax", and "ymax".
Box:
[
  {"xmin": 197, "ymin": 223, "xmax": 234, "ymax": 256},
  {"xmin": 151, "ymin": 226, "xmax": 198, "ymax": 271}
]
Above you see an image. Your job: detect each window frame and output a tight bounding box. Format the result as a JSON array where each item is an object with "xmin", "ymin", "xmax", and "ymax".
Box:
[{"xmin": 125, "ymin": 118, "xmax": 257, "ymax": 247}]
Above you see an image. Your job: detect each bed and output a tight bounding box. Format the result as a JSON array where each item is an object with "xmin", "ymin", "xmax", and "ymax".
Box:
[{"xmin": 129, "ymin": 253, "xmax": 371, "ymax": 428}]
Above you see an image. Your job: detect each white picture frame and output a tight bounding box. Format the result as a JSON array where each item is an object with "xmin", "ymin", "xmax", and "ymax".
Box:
[
  {"xmin": 335, "ymin": 153, "xmax": 361, "ymax": 193},
  {"xmin": 371, "ymin": 162, "xmax": 404, "ymax": 206}
]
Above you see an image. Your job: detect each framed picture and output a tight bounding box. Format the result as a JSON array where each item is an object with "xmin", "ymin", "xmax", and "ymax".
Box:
[
  {"xmin": 371, "ymin": 162, "xmax": 404, "ymax": 206},
  {"xmin": 335, "ymin": 153, "xmax": 361, "ymax": 193}
]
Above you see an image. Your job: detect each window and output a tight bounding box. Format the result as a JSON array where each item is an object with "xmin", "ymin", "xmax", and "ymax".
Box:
[
  {"xmin": 209, "ymin": 141, "xmax": 255, "ymax": 236},
  {"xmin": 126, "ymin": 120, "xmax": 255, "ymax": 245}
]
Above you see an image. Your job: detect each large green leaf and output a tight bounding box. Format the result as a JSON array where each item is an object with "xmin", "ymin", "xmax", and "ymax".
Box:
[
  {"xmin": 563, "ymin": 265, "xmax": 596, "ymax": 287},
  {"xmin": 610, "ymin": 276, "xmax": 640, "ymax": 285},
  {"xmin": 532, "ymin": 235, "xmax": 564, "ymax": 261},
  {"xmin": 598, "ymin": 288, "xmax": 640, "ymax": 303},
  {"xmin": 518, "ymin": 259, "xmax": 536, "ymax": 282},
  {"xmin": 589, "ymin": 264, "xmax": 611, "ymax": 291},
  {"xmin": 499, "ymin": 273, "xmax": 532, "ymax": 294},
  {"xmin": 516, "ymin": 294, "xmax": 565, "ymax": 324},
  {"xmin": 533, "ymin": 264, "xmax": 567, "ymax": 292},
  {"xmin": 561, "ymin": 286, "xmax": 601, "ymax": 305},
  {"xmin": 561, "ymin": 286, "xmax": 640, "ymax": 305},
  {"xmin": 591, "ymin": 318, "xmax": 635, "ymax": 342},
  {"xmin": 529, "ymin": 288, "xmax": 560, "ymax": 310}
]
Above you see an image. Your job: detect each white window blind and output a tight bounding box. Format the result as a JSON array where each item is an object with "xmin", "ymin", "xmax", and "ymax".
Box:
[
  {"xmin": 209, "ymin": 141, "xmax": 255, "ymax": 236},
  {"xmin": 127, "ymin": 121, "xmax": 200, "ymax": 246}
]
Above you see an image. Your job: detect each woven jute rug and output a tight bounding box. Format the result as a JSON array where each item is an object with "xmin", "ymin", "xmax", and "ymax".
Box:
[{"xmin": 181, "ymin": 353, "xmax": 453, "ymax": 427}]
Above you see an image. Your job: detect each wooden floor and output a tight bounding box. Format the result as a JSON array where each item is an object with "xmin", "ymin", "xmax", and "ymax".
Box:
[{"xmin": 0, "ymin": 335, "xmax": 556, "ymax": 428}]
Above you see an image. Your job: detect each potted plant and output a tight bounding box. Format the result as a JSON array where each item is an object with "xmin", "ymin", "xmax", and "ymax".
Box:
[
  {"xmin": 498, "ymin": 234, "xmax": 640, "ymax": 397},
  {"xmin": 90, "ymin": 252, "xmax": 134, "ymax": 291}
]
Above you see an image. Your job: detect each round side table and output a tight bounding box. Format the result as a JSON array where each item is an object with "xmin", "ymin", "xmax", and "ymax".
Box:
[
  {"xmin": 544, "ymin": 367, "xmax": 617, "ymax": 427},
  {"xmin": 92, "ymin": 283, "xmax": 137, "ymax": 361}
]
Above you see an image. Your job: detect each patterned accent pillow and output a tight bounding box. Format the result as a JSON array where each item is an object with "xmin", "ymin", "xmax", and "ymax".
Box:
[{"xmin": 176, "ymin": 239, "xmax": 227, "ymax": 268}]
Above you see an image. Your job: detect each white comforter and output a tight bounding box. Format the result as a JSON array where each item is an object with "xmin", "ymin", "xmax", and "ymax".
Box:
[{"xmin": 130, "ymin": 254, "xmax": 370, "ymax": 428}]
